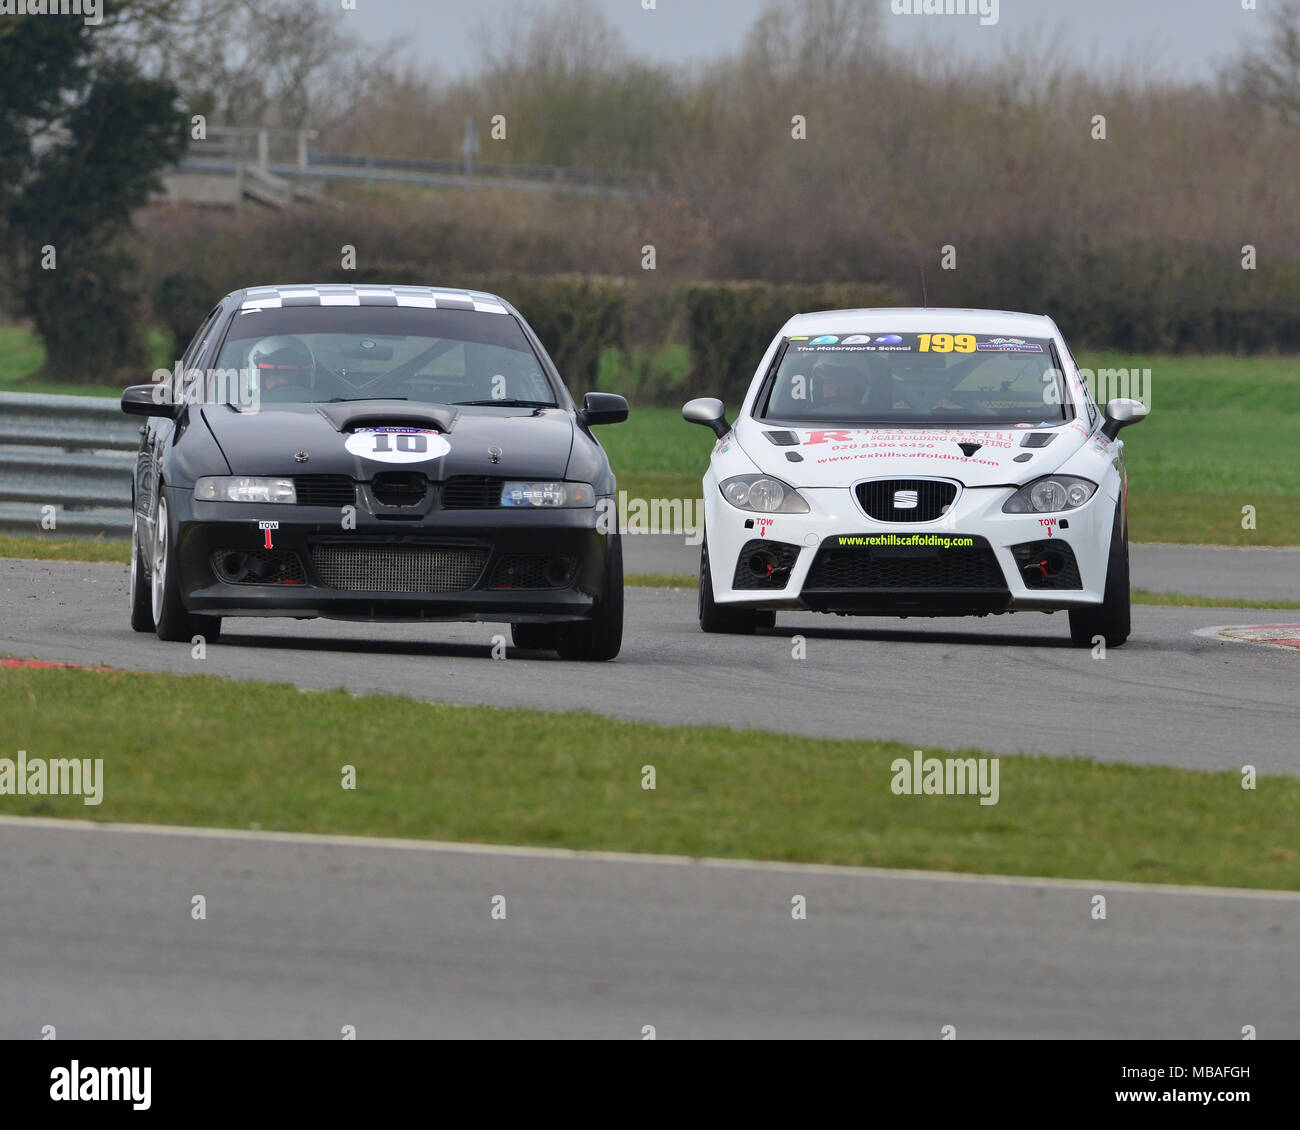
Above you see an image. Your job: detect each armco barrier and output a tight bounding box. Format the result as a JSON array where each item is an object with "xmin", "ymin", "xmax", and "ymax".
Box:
[{"xmin": 0, "ymin": 392, "xmax": 137, "ymax": 539}]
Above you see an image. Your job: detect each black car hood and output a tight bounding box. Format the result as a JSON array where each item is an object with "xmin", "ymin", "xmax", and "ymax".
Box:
[{"xmin": 200, "ymin": 402, "xmax": 575, "ymax": 480}]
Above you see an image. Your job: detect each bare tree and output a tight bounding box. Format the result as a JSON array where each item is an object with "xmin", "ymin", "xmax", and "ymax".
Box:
[
  {"xmin": 100, "ymin": 0, "xmax": 394, "ymax": 132},
  {"xmin": 1228, "ymin": 0, "xmax": 1300, "ymax": 120}
]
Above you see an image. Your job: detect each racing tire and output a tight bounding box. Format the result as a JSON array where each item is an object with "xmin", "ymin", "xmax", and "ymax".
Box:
[
  {"xmin": 128, "ymin": 508, "xmax": 154, "ymax": 633},
  {"xmin": 1069, "ymin": 502, "xmax": 1130, "ymax": 649},
  {"xmin": 698, "ymin": 544, "xmax": 776, "ymax": 634},
  {"xmin": 555, "ymin": 535, "xmax": 623, "ymax": 661},
  {"xmin": 511, "ymin": 623, "xmax": 562, "ymax": 652},
  {"xmin": 151, "ymin": 494, "xmax": 222, "ymax": 644}
]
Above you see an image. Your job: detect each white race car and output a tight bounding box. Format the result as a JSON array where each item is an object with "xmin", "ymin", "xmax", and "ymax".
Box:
[{"xmin": 683, "ymin": 309, "xmax": 1148, "ymax": 647}]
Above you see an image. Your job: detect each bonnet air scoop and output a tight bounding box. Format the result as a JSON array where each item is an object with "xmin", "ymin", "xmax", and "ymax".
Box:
[{"xmin": 314, "ymin": 400, "xmax": 459, "ymax": 434}]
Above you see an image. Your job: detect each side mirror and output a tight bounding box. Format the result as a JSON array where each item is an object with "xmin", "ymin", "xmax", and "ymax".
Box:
[
  {"xmin": 1100, "ymin": 397, "xmax": 1148, "ymax": 441},
  {"xmin": 683, "ymin": 397, "xmax": 729, "ymax": 439},
  {"xmin": 580, "ymin": 391, "xmax": 628, "ymax": 426},
  {"xmin": 121, "ymin": 383, "xmax": 180, "ymax": 419}
]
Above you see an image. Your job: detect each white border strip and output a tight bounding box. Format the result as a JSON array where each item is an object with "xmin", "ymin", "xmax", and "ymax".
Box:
[{"xmin": 1, "ymin": 815, "xmax": 1296, "ymax": 901}]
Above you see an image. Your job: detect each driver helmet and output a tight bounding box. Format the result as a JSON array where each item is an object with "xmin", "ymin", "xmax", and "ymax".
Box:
[
  {"xmin": 249, "ymin": 336, "xmax": 314, "ymax": 391},
  {"xmin": 811, "ymin": 360, "xmax": 866, "ymax": 409}
]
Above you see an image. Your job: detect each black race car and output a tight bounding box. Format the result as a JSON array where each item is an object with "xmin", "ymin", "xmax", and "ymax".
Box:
[{"xmin": 121, "ymin": 284, "xmax": 629, "ymax": 660}]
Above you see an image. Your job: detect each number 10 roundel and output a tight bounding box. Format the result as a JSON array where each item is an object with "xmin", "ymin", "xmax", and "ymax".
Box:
[{"xmin": 343, "ymin": 427, "xmax": 452, "ymax": 464}]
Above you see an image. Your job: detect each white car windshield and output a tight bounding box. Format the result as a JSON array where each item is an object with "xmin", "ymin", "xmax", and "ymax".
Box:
[{"xmin": 758, "ymin": 332, "xmax": 1071, "ymax": 426}]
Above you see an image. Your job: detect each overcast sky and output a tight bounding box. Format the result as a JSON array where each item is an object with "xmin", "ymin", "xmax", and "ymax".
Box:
[{"xmin": 330, "ymin": 0, "xmax": 1269, "ymax": 84}]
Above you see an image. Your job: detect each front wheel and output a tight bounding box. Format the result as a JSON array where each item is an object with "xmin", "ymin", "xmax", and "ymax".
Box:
[
  {"xmin": 698, "ymin": 544, "xmax": 775, "ymax": 634},
  {"xmin": 128, "ymin": 510, "xmax": 154, "ymax": 633},
  {"xmin": 1069, "ymin": 503, "xmax": 1130, "ymax": 648},
  {"xmin": 151, "ymin": 495, "xmax": 222, "ymax": 644},
  {"xmin": 555, "ymin": 536, "xmax": 623, "ymax": 661}
]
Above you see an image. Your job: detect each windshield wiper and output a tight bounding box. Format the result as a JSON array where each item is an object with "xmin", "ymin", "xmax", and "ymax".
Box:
[
  {"xmin": 453, "ymin": 399, "xmax": 553, "ymax": 408},
  {"xmin": 322, "ymin": 397, "xmax": 409, "ymax": 402}
]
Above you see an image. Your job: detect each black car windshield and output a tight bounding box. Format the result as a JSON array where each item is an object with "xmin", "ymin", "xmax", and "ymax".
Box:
[
  {"xmin": 758, "ymin": 332, "xmax": 1071, "ymax": 425},
  {"xmin": 211, "ymin": 306, "xmax": 557, "ymax": 407}
]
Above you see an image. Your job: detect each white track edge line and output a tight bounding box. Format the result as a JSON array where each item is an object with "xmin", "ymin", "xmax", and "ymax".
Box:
[{"xmin": 0, "ymin": 814, "xmax": 1296, "ymax": 901}]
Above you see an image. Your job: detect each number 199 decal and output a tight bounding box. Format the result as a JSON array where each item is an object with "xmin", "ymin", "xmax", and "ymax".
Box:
[
  {"xmin": 343, "ymin": 428, "xmax": 451, "ymax": 464},
  {"xmin": 918, "ymin": 333, "xmax": 977, "ymax": 354}
]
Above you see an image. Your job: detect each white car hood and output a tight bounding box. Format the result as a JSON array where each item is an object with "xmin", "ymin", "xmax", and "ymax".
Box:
[{"xmin": 734, "ymin": 417, "xmax": 1090, "ymax": 488}]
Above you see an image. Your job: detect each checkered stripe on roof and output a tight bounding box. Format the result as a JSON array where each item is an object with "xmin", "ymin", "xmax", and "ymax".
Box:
[{"xmin": 239, "ymin": 286, "xmax": 508, "ymax": 314}]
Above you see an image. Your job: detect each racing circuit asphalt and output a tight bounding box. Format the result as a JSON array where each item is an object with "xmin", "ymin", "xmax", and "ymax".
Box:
[
  {"xmin": 3, "ymin": 818, "xmax": 1298, "ymax": 1039},
  {"xmin": 1, "ymin": 549, "xmax": 1298, "ymax": 774},
  {"xmin": 3, "ymin": 547, "xmax": 1298, "ymax": 1041}
]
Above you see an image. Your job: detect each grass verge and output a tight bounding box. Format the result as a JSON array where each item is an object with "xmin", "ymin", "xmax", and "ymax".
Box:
[
  {"xmin": 0, "ymin": 665, "xmax": 1296, "ymax": 889},
  {"xmin": 0, "ymin": 535, "xmax": 131, "ymax": 563},
  {"xmin": 627, "ymin": 573, "xmax": 697, "ymax": 589},
  {"xmin": 1129, "ymin": 589, "xmax": 1300, "ymax": 610}
]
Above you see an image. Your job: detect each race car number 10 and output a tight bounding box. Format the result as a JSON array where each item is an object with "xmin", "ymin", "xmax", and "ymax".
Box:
[
  {"xmin": 343, "ymin": 428, "xmax": 452, "ymax": 464},
  {"xmin": 372, "ymin": 433, "xmax": 427, "ymax": 453}
]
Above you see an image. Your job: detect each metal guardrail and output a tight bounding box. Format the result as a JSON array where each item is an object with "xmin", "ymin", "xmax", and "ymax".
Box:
[
  {"xmin": 181, "ymin": 129, "xmax": 666, "ymax": 192},
  {"xmin": 0, "ymin": 392, "xmax": 136, "ymax": 539},
  {"xmin": 175, "ymin": 156, "xmax": 652, "ymax": 201},
  {"xmin": 307, "ymin": 152, "xmax": 664, "ymax": 192},
  {"xmin": 170, "ymin": 128, "xmax": 667, "ymax": 203}
]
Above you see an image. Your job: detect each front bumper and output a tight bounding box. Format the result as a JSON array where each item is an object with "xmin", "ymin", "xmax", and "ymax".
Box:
[
  {"xmin": 702, "ymin": 480, "xmax": 1116, "ymax": 616},
  {"xmin": 166, "ymin": 489, "xmax": 613, "ymax": 623}
]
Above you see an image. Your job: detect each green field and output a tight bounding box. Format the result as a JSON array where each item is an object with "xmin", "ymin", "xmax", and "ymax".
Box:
[
  {"xmin": 1, "ymin": 664, "xmax": 1296, "ymax": 889},
  {"xmin": 0, "ymin": 325, "xmax": 171, "ymax": 397}
]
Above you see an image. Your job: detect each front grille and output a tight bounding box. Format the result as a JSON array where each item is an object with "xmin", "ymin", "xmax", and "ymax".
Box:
[
  {"xmin": 804, "ymin": 536, "xmax": 1005, "ymax": 590},
  {"xmin": 294, "ymin": 476, "xmax": 356, "ymax": 508},
  {"xmin": 371, "ymin": 472, "xmax": 429, "ymax": 507},
  {"xmin": 489, "ymin": 555, "xmax": 577, "ymax": 589},
  {"xmin": 212, "ymin": 549, "xmax": 306, "ymax": 585},
  {"xmin": 1010, "ymin": 540, "xmax": 1083, "ymax": 590},
  {"xmin": 856, "ymin": 479, "xmax": 958, "ymax": 523},
  {"xmin": 441, "ymin": 476, "xmax": 503, "ymax": 510},
  {"xmin": 310, "ymin": 545, "xmax": 490, "ymax": 593},
  {"xmin": 731, "ymin": 540, "xmax": 800, "ymax": 590}
]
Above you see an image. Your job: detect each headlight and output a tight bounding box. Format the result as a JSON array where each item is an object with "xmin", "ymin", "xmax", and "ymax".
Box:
[
  {"xmin": 500, "ymin": 481, "xmax": 595, "ymax": 508},
  {"xmin": 1002, "ymin": 475, "xmax": 1098, "ymax": 514},
  {"xmin": 719, "ymin": 474, "xmax": 810, "ymax": 514},
  {"xmin": 195, "ymin": 476, "xmax": 296, "ymax": 504}
]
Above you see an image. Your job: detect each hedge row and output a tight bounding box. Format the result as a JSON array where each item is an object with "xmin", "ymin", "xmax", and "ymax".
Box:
[
  {"xmin": 150, "ymin": 264, "xmax": 903, "ymax": 402},
  {"xmin": 681, "ymin": 282, "xmax": 902, "ymax": 404},
  {"xmin": 146, "ymin": 255, "xmax": 1299, "ymax": 407}
]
